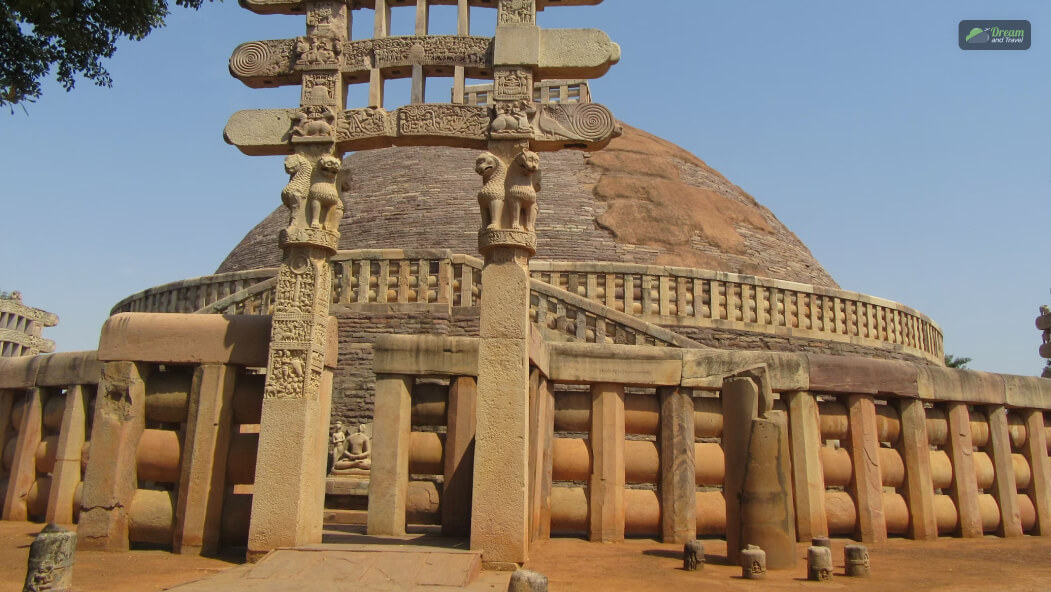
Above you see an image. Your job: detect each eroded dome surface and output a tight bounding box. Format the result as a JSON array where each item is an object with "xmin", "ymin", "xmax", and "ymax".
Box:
[{"xmin": 217, "ymin": 123, "xmax": 837, "ymax": 289}]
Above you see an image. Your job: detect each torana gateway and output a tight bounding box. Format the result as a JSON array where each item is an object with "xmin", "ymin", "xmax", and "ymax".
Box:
[{"xmin": 2, "ymin": 0, "xmax": 1051, "ymax": 581}]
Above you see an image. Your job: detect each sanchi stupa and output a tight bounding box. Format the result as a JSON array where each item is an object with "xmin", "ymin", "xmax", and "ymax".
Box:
[{"xmin": 2, "ymin": 0, "xmax": 1051, "ymax": 587}]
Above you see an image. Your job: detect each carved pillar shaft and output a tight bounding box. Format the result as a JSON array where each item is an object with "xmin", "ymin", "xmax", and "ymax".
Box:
[{"xmin": 248, "ymin": 135, "xmax": 342, "ymax": 560}]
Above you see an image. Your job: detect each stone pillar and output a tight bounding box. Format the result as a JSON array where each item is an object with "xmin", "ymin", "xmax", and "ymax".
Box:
[
  {"xmin": 46, "ymin": 384, "xmax": 87, "ymax": 525},
  {"xmin": 77, "ymin": 362, "xmax": 149, "ymax": 551},
  {"xmin": 442, "ymin": 376, "xmax": 476, "ymax": 537},
  {"xmin": 985, "ymin": 405, "xmax": 1022, "ymax": 537},
  {"xmin": 528, "ymin": 372, "xmax": 551, "ymax": 542},
  {"xmin": 845, "ymin": 394, "xmax": 886, "ymax": 543},
  {"xmin": 658, "ymin": 386, "xmax": 695, "ymax": 544},
  {"xmin": 1022, "ymin": 409, "xmax": 1051, "ymax": 535},
  {"xmin": 472, "ymin": 241, "xmax": 533, "ymax": 564},
  {"xmin": 173, "ymin": 365, "xmax": 237, "ymax": 555},
  {"xmin": 588, "ymin": 382, "xmax": 625, "ymax": 543},
  {"xmin": 247, "ymin": 135, "xmax": 342, "ymax": 560},
  {"xmin": 368, "ymin": 375, "xmax": 412, "ymax": 536},
  {"xmin": 3, "ymin": 387, "xmax": 41, "ymax": 521},
  {"xmin": 722, "ymin": 376, "xmax": 759, "ymax": 565},
  {"xmin": 785, "ymin": 390, "xmax": 827, "ymax": 541},
  {"xmin": 895, "ymin": 398, "xmax": 937, "ymax": 540},
  {"xmin": 537, "ymin": 376, "xmax": 555, "ymax": 540},
  {"xmin": 944, "ymin": 402, "xmax": 982, "ymax": 537},
  {"xmin": 739, "ymin": 413, "xmax": 796, "ymax": 569}
]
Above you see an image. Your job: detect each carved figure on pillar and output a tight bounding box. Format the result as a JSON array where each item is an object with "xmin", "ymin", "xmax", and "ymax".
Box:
[
  {"xmin": 281, "ymin": 154, "xmax": 312, "ymax": 229},
  {"xmin": 476, "ymin": 152, "xmax": 507, "ymax": 230},
  {"xmin": 507, "ymin": 149, "xmax": 540, "ymax": 231},
  {"xmin": 308, "ymin": 154, "xmax": 343, "ymax": 230}
]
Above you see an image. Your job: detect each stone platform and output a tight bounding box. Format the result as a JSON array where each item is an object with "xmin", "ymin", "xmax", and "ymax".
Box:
[{"xmin": 169, "ymin": 544, "xmax": 490, "ymax": 591}]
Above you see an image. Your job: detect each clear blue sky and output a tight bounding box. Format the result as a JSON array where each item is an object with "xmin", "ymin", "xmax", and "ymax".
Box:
[{"xmin": 1, "ymin": 1, "xmax": 1047, "ymax": 376}]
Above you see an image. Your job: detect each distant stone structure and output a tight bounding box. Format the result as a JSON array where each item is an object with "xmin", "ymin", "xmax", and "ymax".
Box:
[
  {"xmin": 0, "ymin": 292, "xmax": 57, "ymax": 357},
  {"xmin": 1038, "ymin": 304, "xmax": 1050, "ymax": 377}
]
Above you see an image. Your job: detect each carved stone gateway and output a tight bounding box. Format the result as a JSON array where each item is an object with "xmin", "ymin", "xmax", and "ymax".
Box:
[{"xmin": 226, "ymin": 0, "xmax": 618, "ymax": 563}]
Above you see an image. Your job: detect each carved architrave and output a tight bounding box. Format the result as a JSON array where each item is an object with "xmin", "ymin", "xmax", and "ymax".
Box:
[
  {"xmin": 336, "ymin": 108, "xmax": 394, "ymax": 142},
  {"xmin": 295, "ymin": 36, "xmax": 343, "ymax": 70},
  {"xmin": 529, "ymin": 102, "xmax": 619, "ymax": 144},
  {"xmin": 0, "ymin": 328, "xmax": 55, "ymax": 356},
  {"xmin": 302, "ymin": 72, "xmax": 340, "ymax": 105},
  {"xmin": 397, "ymin": 104, "xmax": 491, "ymax": 140},
  {"xmin": 478, "ymin": 227, "xmax": 537, "ymax": 255},
  {"xmin": 498, "ymin": 0, "xmax": 536, "ymax": 25},
  {"xmin": 230, "ymin": 40, "xmax": 296, "ymax": 80},
  {"xmin": 291, "ymin": 105, "xmax": 339, "ymax": 139},
  {"xmin": 494, "ymin": 68, "xmax": 533, "ymax": 101},
  {"xmin": 233, "ymin": 36, "xmax": 495, "ymax": 87},
  {"xmin": 306, "ymin": 2, "xmax": 347, "ymax": 37},
  {"xmin": 490, "ymin": 99, "xmax": 535, "ymax": 138}
]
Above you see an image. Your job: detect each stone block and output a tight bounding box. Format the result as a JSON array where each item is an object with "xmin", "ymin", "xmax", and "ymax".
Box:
[
  {"xmin": 681, "ymin": 350, "xmax": 808, "ymax": 391},
  {"xmin": 548, "ymin": 342, "xmax": 682, "ymax": 386},
  {"xmin": 0, "ymin": 355, "xmax": 40, "ymax": 389},
  {"xmin": 373, "ymin": 335, "xmax": 479, "ymax": 376},
  {"xmin": 808, "ymin": 354, "xmax": 919, "ymax": 397},
  {"xmin": 917, "ymin": 366, "xmax": 1006, "ymax": 405},
  {"xmin": 494, "ymin": 26, "xmax": 540, "ymax": 67},
  {"xmin": 35, "ymin": 352, "xmax": 103, "ymax": 388},
  {"xmin": 538, "ymin": 29, "xmax": 620, "ymax": 79},
  {"xmin": 98, "ymin": 313, "xmax": 271, "ymax": 366}
]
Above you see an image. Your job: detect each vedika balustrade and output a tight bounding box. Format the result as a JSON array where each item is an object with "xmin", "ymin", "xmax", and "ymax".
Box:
[
  {"xmin": 368, "ymin": 332, "xmax": 1051, "ymax": 543},
  {"xmin": 112, "ymin": 250, "xmax": 942, "ymax": 362}
]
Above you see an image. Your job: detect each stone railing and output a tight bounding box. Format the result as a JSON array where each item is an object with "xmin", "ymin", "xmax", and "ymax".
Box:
[
  {"xmin": 370, "ymin": 334, "xmax": 1051, "ymax": 546},
  {"xmin": 531, "ymin": 279, "xmax": 702, "ymax": 348},
  {"xmin": 530, "ymin": 262, "xmax": 944, "ymax": 364},
  {"xmin": 110, "ymin": 253, "xmax": 942, "ymax": 362},
  {"xmin": 460, "ymin": 79, "xmax": 591, "ymax": 107},
  {"xmin": 110, "ymin": 269, "xmax": 279, "ymax": 315},
  {"xmin": 1, "ymin": 352, "xmax": 100, "ymax": 524},
  {"xmin": 0, "ymin": 295, "xmax": 58, "ymax": 357},
  {"xmin": 0, "ymin": 313, "xmax": 337, "ymax": 556},
  {"xmin": 330, "ymin": 249, "xmax": 483, "ymax": 310}
]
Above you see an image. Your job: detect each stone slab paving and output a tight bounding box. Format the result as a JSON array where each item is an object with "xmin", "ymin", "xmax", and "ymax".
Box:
[{"xmin": 168, "ymin": 544, "xmax": 500, "ymax": 591}]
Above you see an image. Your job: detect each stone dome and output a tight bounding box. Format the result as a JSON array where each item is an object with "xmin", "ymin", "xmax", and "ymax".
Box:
[{"xmin": 217, "ymin": 123, "xmax": 837, "ymax": 289}]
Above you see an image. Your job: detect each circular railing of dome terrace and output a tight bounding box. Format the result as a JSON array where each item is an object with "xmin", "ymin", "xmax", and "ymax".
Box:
[{"xmin": 111, "ymin": 249, "xmax": 943, "ymax": 365}]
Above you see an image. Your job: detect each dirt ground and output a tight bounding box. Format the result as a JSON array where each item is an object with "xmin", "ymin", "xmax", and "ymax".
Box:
[
  {"xmin": 524, "ymin": 535, "xmax": 1051, "ymax": 592},
  {"xmin": 4, "ymin": 521, "xmax": 1051, "ymax": 591},
  {"xmin": 0, "ymin": 522, "xmax": 240, "ymax": 592}
]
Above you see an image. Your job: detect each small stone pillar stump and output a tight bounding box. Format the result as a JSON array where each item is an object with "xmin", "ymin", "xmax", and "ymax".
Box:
[
  {"xmin": 740, "ymin": 545, "xmax": 767, "ymax": 580},
  {"xmin": 807, "ymin": 545, "xmax": 833, "ymax": 582},
  {"xmin": 508, "ymin": 569, "xmax": 548, "ymax": 592},
  {"xmin": 844, "ymin": 544, "xmax": 870, "ymax": 577},
  {"xmin": 23, "ymin": 524, "xmax": 76, "ymax": 592},
  {"xmin": 683, "ymin": 540, "xmax": 704, "ymax": 571}
]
